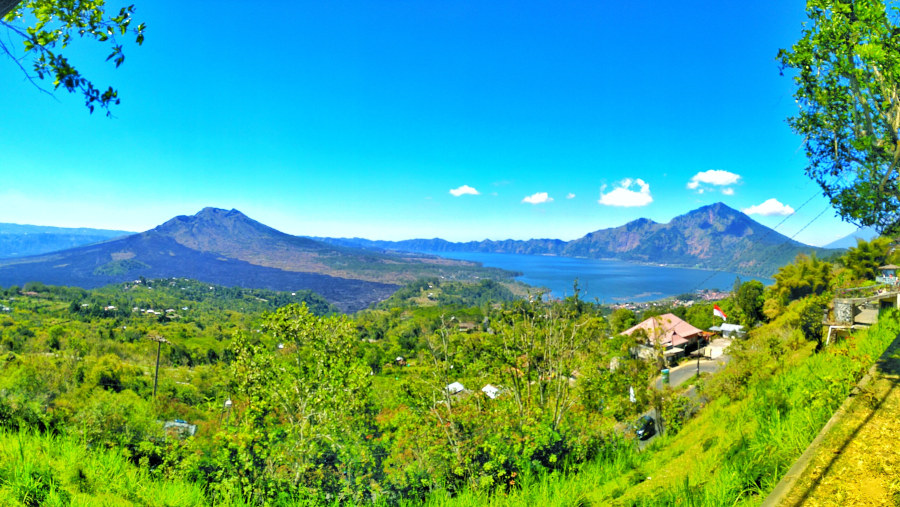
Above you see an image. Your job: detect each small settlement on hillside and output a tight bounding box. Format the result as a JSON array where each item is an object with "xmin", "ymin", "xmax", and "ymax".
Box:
[{"xmin": 621, "ymin": 313, "xmax": 740, "ymax": 365}]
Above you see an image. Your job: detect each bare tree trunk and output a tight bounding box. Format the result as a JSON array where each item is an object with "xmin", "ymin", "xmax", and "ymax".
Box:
[{"xmin": 0, "ymin": 0, "xmax": 21, "ymax": 19}]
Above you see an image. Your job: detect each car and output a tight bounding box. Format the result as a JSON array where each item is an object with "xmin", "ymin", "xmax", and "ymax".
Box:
[{"xmin": 635, "ymin": 415, "xmax": 655, "ymax": 440}]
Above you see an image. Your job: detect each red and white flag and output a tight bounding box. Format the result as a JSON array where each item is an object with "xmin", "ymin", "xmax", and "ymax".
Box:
[{"xmin": 713, "ymin": 304, "xmax": 727, "ymax": 321}]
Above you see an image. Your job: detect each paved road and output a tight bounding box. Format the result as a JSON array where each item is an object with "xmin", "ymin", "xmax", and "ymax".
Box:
[
  {"xmin": 637, "ymin": 356, "xmax": 729, "ymax": 448},
  {"xmin": 654, "ymin": 356, "xmax": 729, "ymax": 390}
]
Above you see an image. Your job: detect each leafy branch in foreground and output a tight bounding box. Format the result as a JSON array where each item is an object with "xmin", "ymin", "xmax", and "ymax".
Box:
[
  {"xmin": 779, "ymin": 0, "xmax": 900, "ymax": 234},
  {"xmin": 1, "ymin": 0, "xmax": 145, "ymax": 115}
]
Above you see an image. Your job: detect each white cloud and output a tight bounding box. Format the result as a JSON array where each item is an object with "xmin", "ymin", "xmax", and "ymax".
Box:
[
  {"xmin": 687, "ymin": 170, "xmax": 741, "ymax": 193},
  {"xmin": 449, "ymin": 185, "xmax": 479, "ymax": 197},
  {"xmin": 598, "ymin": 178, "xmax": 653, "ymax": 207},
  {"xmin": 566, "ymin": 193, "xmax": 576, "ymax": 199},
  {"xmin": 742, "ymin": 198, "xmax": 795, "ymax": 216},
  {"xmin": 522, "ymin": 192, "xmax": 553, "ymax": 204},
  {"xmin": 689, "ymin": 170, "xmax": 741, "ymax": 186}
]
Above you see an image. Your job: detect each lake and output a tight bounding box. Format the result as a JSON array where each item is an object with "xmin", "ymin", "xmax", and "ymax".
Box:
[{"xmin": 432, "ymin": 251, "xmax": 772, "ymax": 303}]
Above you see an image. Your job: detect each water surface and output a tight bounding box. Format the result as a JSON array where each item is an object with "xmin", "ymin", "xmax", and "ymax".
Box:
[{"xmin": 434, "ymin": 251, "xmax": 771, "ymax": 303}]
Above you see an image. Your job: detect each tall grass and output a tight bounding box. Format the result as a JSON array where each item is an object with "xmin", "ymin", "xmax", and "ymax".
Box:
[{"xmin": 0, "ymin": 429, "xmax": 210, "ymax": 506}]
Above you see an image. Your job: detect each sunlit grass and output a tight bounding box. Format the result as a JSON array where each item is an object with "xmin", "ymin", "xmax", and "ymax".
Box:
[{"xmin": 0, "ymin": 430, "xmax": 208, "ymax": 506}]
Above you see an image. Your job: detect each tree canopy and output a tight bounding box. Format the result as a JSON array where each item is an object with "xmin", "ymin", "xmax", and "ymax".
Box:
[
  {"xmin": 842, "ymin": 236, "xmax": 895, "ymax": 280},
  {"xmin": 1, "ymin": 0, "xmax": 145, "ymax": 115},
  {"xmin": 779, "ymin": 0, "xmax": 900, "ymax": 234}
]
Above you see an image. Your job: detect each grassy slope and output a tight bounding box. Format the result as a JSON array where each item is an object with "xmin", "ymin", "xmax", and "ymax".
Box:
[
  {"xmin": 0, "ymin": 430, "xmax": 209, "ymax": 506},
  {"xmin": 422, "ymin": 310, "xmax": 900, "ymax": 507}
]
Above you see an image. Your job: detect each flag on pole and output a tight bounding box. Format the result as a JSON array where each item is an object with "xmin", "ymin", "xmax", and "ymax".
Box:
[{"xmin": 713, "ymin": 304, "xmax": 727, "ymax": 321}]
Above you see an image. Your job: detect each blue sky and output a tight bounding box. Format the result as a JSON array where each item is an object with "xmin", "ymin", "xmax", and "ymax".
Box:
[{"xmin": 0, "ymin": 1, "xmax": 860, "ymax": 245}]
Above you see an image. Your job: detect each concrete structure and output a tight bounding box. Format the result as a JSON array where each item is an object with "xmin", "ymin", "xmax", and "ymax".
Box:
[{"xmin": 833, "ymin": 291, "xmax": 900, "ymax": 326}]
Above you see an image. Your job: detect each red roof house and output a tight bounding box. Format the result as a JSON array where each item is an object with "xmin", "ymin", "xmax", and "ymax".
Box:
[{"xmin": 621, "ymin": 313, "xmax": 703, "ymax": 348}]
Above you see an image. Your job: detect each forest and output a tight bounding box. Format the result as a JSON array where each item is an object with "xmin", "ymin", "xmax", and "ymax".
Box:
[{"xmin": 0, "ymin": 237, "xmax": 897, "ymax": 505}]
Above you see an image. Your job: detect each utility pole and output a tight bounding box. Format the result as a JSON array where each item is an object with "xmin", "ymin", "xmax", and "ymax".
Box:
[
  {"xmin": 147, "ymin": 334, "xmax": 170, "ymax": 398},
  {"xmin": 697, "ymin": 339, "xmax": 701, "ymax": 377}
]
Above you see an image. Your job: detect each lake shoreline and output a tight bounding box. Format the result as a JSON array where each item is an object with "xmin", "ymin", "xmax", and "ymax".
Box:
[{"xmin": 423, "ymin": 251, "xmax": 773, "ymax": 304}]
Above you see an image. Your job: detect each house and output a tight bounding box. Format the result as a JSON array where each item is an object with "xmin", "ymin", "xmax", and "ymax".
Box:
[
  {"xmin": 623, "ymin": 313, "xmax": 706, "ymax": 364},
  {"xmin": 710, "ymin": 323, "xmax": 746, "ymax": 338},
  {"xmin": 163, "ymin": 420, "xmax": 197, "ymax": 439},
  {"xmin": 622, "ymin": 313, "xmax": 704, "ymax": 351},
  {"xmin": 457, "ymin": 321, "xmax": 478, "ymax": 332},
  {"xmin": 482, "ymin": 384, "xmax": 501, "ymax": 399},
  {"xmin": 446, "ymin": 382, "xmax": 465, "ymax": 395}
]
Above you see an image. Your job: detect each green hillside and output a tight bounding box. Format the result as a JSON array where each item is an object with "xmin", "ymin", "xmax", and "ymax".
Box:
[{"xmin": 0, "ymin": 237, "xmax": 896, "ymax": 505}]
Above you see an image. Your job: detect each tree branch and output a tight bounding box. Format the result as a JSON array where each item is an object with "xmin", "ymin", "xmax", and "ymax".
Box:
[{"xmin": 0, "ymin": 28, "xmax": 56, "ymax": 100}]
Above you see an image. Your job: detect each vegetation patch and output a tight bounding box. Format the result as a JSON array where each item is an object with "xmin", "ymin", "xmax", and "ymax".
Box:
[{"xmin": 93, "ymin": 259, "xmax": 150, "ymax": 276}]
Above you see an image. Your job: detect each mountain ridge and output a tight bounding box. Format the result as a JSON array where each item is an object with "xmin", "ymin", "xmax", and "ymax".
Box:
[
  {"xmin": 315, "ymin": 203, "xmax": 833, "ymax": 276},
  {"xmin": 0, "ymin": 209, "xmax": 515, "ymax": 312}
]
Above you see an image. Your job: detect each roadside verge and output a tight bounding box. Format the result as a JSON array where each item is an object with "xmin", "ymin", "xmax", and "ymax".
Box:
[{"xmin": 761, "ymin": 327, "xmax": 900, "ymax": 506}]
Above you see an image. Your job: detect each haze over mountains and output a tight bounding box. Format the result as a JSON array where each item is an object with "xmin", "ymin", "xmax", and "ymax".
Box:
[
  {"xmin": 823, "ymin": 226, "xmax": 879, "ymax": 249},
  {"xmin": 319, "ymin": 203, "xmax": 833, "ymax": 276},
  {"xmin": 0, "ymin": 223, "xmax": 132, "ymax": 259}
]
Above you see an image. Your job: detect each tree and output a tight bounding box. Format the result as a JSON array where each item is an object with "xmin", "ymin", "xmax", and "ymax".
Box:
[
  {"xmin": 609, "ymin": 308, "xmax": 636, "ymax": 333},
  {"xmin": 771, "ymin": 253, "xmax": 833, "ymax": 304},
  {"xmin": 779, "ymin": 0, "xmax": 900, "ymax": 234},
  {"xmin": 842, "ymin": 236, "xmax": 894, "ymax": 280},
  {"xmin": 735, "ymin": 280, "xmax": 765, "ymax": 326},
  {"xmin": 1, "ymin": 1, "xmax": 145, "ymax": 115},
  {"xmin": 219, "ymin": 304, "xmax": 377, "ymax": 501},
  {"xmin": 797, "ymin": 296, "xmax": 827, "ymax": 350}
]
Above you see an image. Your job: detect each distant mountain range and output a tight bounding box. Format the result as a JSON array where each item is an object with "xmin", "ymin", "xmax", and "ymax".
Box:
[
  {"xmin": 823, "ymin": 226, "xmax": 880, "ymax": 249},
  {"xmin": 317, "ymin": 203, "xmax": 835, "ymax": 277},
  {"xmin": 0, "ymin": 203, "xmax": 839, "ymax": 310},
  {"xmin": 0, "ymin": 208, "xmax": 514, "ymax": 312},
  {"xmin": 0, "ymin": 223, "xmax": 132, "ymax": 259}
]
